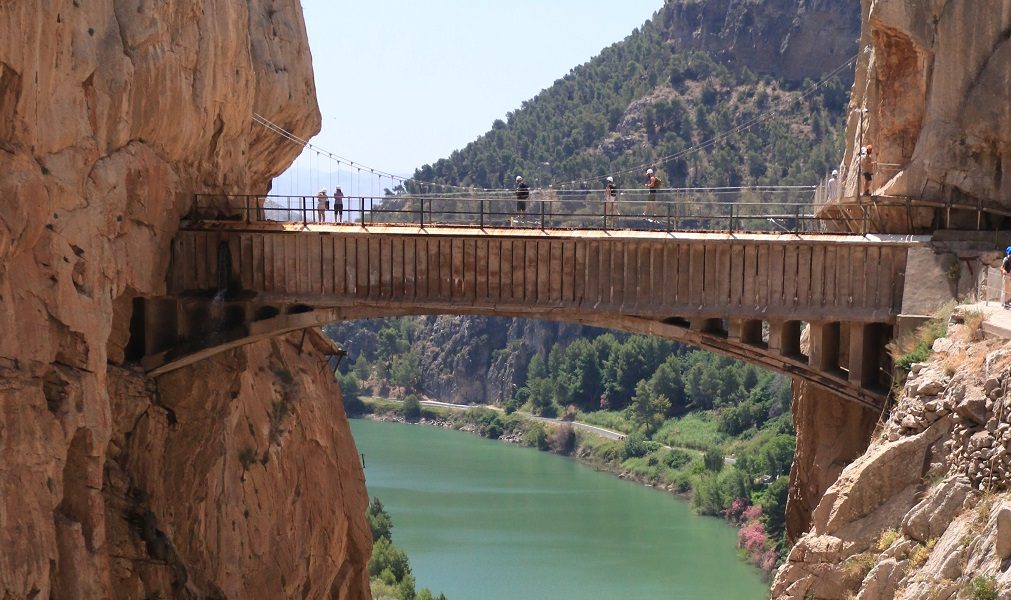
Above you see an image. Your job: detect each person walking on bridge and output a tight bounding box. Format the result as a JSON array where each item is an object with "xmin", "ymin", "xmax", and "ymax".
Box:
[
  {"xmin": 604, "ymin": 176, "xmax": 618, "ymax": 223},
  {"xmin": 334, "ymin": 186, "xmax": 344, "ymax": 223},
  {"xmin": 861, "ymin": 145, "xmax": 875, "ymax": 196},
  {"xmin": 316, "ymin": 188, "xmax": 329, "ymax": 222},
  {"xmin": 1001, "ymin": 246, "xmax": 1011, "ymax": 309},
  {"xmin": 644, "ymin": 168, "xmax": 660, "ymax": 217},
  {"xmin": 515, "ymin": 175, "xmax": 530, "ymax": 221}
]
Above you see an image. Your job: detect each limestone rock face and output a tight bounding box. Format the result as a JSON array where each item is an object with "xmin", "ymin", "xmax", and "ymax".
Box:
[
  {"xmin": 787, "ymin": 381, "xmax": 878, "ymax": 542},
  {"xmin": 772, "ymin": 332, "xmax": 1011, "ymax": 600},
  {"xmin": 664, "ymin": 0, "xmax": 862, "ymax": 81},
  {"xmin": 835, "ymin": 0, "xmax": 1011, "ymax": 228},
  {"xmin": 0, "ymin": 2, "xmax": 370, "ymax": 598},
  {"xmin": 104, "ymin": 333, "xmax": 371, "ymax": 599}
]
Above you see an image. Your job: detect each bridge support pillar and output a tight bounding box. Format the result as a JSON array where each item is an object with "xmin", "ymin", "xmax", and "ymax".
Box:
[
  {"xmin": 769, "ymin": 320, "xmax": 803, "ymax": 359},
  {"xmin": 848, "ymin": 323, "xmax": 888, "ymax": 389},
  {"xmin": 809, "ymin": 321, "xmax": 841, "ymax": 373}
]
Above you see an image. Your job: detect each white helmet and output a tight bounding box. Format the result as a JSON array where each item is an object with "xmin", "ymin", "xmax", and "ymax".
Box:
[
  {"xmin": 320, "ymin": 188, "xmax": 327, "ymax": 194},
  {"xmin": 516, "ymin": 175, "xmax": 523, "ymax": 182},
  {"xmin": 646, "ymin": 168, "xmax": 654, "ymax": 175},
  {"xmin": 606, "ymin": 176, "xmax": 614, "ymax": 182},
  {"xmin": 831, "ymin": 169, "xmax": 838, "ymax": 176}
]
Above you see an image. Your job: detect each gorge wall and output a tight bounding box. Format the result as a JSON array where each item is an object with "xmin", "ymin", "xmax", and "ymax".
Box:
[
  {"xmin": 838, "ymin": 0, "xmax": 1011, "ymax": 213},
  {"xmin": 0, "ymin": 1, "xmax": 370, "ymax": 597}
]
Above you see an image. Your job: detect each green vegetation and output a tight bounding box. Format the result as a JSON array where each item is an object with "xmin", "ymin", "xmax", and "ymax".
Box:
[
  {"xmin": 889, "ymin": 301, "xmax": 955, "ymax": 377},
  {"xmin": 970, "ymin": 575, "xmax": 998, "ymax": 600},
  {"xmin": 406, "ymin": 8, "xmax": 847, "ymax": 192},
  {"xmin": 367, "ymin": 497, "xmax": 447, "ymax": 600}
]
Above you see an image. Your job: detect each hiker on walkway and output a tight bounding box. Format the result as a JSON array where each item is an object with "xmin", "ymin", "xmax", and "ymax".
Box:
[
  {"xmin": 515, "ymin": 175, "xmax": 530, "ymax": 217},
  {"xmin": 1001, "ymin": 246, "xmax": 1011, "ymax": 309},
  {"xmin": 316, "ymin": 188, "xmax": 329, "ymax": 222},
  {"xmin": 333, "ymin": 186, "xmax": 344, "ymax": 223},
  {"xmin": 604, "ymin": 176, "xmax": 618, "ymax": 222},
  {"xmin": 826, "ymin": 169, "xmax": 839, "ymax": 202},
  {"xmin": 861, "ymin": 145, "xmax": 874, "ymax": 196},
  {"xmin": 644, "ymin": 168, "xmax": 660, "ymax": 216}
]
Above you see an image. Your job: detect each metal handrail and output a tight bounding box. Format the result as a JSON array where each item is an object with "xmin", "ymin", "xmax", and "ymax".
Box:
[{"xmin": 186, "ymin": 191, "xmax": 1009, "ymax": 235}]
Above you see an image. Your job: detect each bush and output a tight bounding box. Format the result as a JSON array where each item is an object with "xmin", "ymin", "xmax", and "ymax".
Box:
[
  {"xmin": 549, "ymin": 424, "xmax": 577, "ymax": 455},
  {"xmin": 664, "ymin": 449, "xmax": 692, "ymax": 469},
  {"xmin": 703, "ymin": 447, "xmax": 725, "ymax": 472},
  {"xmin": 402, "ymin": 395, "xmax": 422, "ymax": 422},
  {"xmin": 622, "ymin": 433, "xmax": 649, "ymax": 459},
  {"xmin": 970, "ymin": 576, "xmax": 998, "ymax": 600}
]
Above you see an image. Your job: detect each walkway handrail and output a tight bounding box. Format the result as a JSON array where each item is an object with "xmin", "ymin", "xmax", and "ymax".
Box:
[{"xmin": 187, "ymin": 191, "xmax": 1006, "ymax": 235}]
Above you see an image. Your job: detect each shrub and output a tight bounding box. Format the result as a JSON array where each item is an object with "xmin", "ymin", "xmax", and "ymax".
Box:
[
  {"xmin": 876, "ymin": 528, "xmax": 901, "ymax": 552},
  {"xmin": 548, "ymin": 424, "xmax": 577, "ymax": 455},
  {"xmin": 622, "ymin": 433, "xmax": 649, "ymax": 459},
  {"xmin": 970, "ymin": 575, "xmax": 997, "ymax": 600},
  {"xmin": 402, "ymin": 394, "xmax": 422, "ymax": 422},
  {"xmin": 238, "ymin": 447, "xmax": 257, "ymax": 470},
  {"xmin": 703, "ymin": 447, "xmax": 725, "ymax": 472},
  {"xmin": 664, "ymin": 448, "xmax": 692, "ymax": 469}
]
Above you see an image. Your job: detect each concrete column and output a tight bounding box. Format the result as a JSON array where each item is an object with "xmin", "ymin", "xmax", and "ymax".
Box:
[
  {"xmin": 740, "ymin": 319, "xmax": 764, "ymax": 345},
  {"xmin": 770, "ymin": 320, "xmax": 802, "ymax": 358},
  {"xmin": 849, "ymin": 322, "xmax": 885, "ymax": 389},
  {"xmin": 809, "ymin": 321, "xmax": 841, "ymax": 372}
]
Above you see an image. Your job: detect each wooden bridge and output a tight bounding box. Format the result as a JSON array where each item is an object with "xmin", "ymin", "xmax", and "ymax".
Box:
[{"xmin": 132, "ymin": 220, "xmax": 934, "ymax": 409}]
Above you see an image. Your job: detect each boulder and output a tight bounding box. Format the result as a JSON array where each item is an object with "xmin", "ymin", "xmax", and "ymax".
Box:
[
  {"xmin": 955, "ymin": 388, "xmax": 989, "ymax": 425},
  {"xmin": 901, "ymin": 476, "xmax": 973, "ymax": 543}
]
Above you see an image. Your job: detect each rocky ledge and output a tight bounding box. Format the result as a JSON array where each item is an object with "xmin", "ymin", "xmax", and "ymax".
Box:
[{"xmin": 773, "ymin": 313, "xmax": 1011, "ymax": 599}]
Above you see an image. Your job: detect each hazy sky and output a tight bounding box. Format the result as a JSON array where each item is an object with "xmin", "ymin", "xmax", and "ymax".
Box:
[{"xmin": 274, "ymin": 0, "xmax": 661, "ymax": 194}]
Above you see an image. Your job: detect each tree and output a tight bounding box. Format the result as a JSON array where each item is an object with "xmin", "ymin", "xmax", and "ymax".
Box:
[
  {"xmin": 367, "ymin": 497, "xmax": 393, "ymax": 542},
  {"xmin": 703, "ymin": 447, "xmax": 725, "ymax": 472},
  {"xmin": 630, "ymin": 380, "xmax": 670, "ymax": 435},
  {"xmin": 402, "ymin": 394, "xmax": 422, "ymax": 422}
]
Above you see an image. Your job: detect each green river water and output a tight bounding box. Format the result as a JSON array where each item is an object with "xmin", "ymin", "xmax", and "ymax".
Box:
[{"xmin": 351, "ymin": 419, "xmax": 768, "ymax": 600}]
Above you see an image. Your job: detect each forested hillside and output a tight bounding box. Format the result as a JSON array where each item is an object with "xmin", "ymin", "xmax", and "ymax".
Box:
[{"xmin": 406, "ymin": 0, "xmax": 857, "ymax": 191}]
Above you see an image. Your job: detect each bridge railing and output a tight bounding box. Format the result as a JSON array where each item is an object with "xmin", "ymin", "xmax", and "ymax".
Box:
[{"xmin": 192, "ymin": 188, "xmax": 884, "ymax": 234}]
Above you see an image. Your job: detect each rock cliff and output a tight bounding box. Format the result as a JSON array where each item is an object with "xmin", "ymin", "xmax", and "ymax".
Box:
[
  {"xmin": 663, "ymin": 0, "xmax": 861, "ymax": 81},
  {"xmin": 836, "ymin": 0, "xmax": 1011, "ymax": 224},
  {"xmin": 773, "ymin": 314, "xmax": 1011, "ymax": 599},
  {"xmin": 1, "ymin": 1, "xmax": 370, "ymax": 598}
]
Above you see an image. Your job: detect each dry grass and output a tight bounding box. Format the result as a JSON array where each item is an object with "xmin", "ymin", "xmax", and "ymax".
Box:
[
  {"xmin": 942, "ymin": 345, "xmax": 987, "ymax": 377},
  {"xmin": 909, "ymin": 538, "xmax": 937, "ymax": 568},
  {"xmin": 842, "ymin": 552, "xmax": 877, "ymax": 581},
  {"xmin": 877, "ymin": 528, "xmax": 902, "ymax": 552}
]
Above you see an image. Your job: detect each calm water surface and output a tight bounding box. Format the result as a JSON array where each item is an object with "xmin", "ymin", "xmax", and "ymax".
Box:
[{"xmin": 351, "ymin": 419, "xmax": 767, "ymax": 600}]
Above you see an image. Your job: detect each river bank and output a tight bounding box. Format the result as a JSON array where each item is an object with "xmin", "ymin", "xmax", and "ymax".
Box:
[
  {"xmin": 352, "ymin": 397, "xmax": 781, "ymax": 579},
  {"xmin": 360, "ymin": 406, "xmax": 687, "ymax": 496}
]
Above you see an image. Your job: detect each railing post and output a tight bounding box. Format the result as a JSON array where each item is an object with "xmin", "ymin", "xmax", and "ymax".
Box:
[
  {"xmin": 301, "ymin": 196, "xmax": 307, "ymax": 225},
  {"xmin": 729, "ymin": 204, "xmax": 735, "ymax": 232},
  {"xmin": 360, "ymin": 197, "xmax": 365, "ymax": 225},
  {"xmin": 862, "ymin": 204, "xmax": 868, "ymax": 236},
  {"xmin": 419, "ymin": 197, "xmax": 424, "ymax": 228},
  {"xmin": 540, "ymin": 197, "xmax": 546, "ymax": 230},
  {"xmin": 666, "ymin": 201, "xmax": 672, "ymax": 232},
  {"xmin": 794, "ymin": 204, "xmax": 800, "ymax": 233},
  {"xmin": 480, "ymin": 198, "xmax": 485, "ymax": 229}
]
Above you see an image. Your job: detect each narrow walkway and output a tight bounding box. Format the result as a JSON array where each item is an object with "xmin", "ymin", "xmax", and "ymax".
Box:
[{"xmin": 974, "ymin": 301, "xmax": 1011, "ymax": 340}]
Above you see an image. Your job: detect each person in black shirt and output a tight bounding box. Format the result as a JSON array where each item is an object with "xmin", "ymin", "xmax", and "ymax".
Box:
[{"xmin": 515, "ymin": 175, "xmax": 530, "ymax": 216}]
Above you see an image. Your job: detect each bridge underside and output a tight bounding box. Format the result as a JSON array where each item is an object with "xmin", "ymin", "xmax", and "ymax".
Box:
[{"xmin": 134, "ymin": 297, "xmax": 892, "ymax": 410}]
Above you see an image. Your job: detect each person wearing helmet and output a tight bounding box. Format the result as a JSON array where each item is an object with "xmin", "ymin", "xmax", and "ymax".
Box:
[
  {"xmin": 316, "ymin": 188, "xmax": 329, "ymax": 222},
  {"xmin": 515, "ymin": 175, "xmax": 529, "ymax": 217},
  {"xmin": 604, "ymin": 176, "xmax": 618, "ymax": 223},
  {"xmin": 1002, "ymin": 246, "xmax": 1011, "ymax": 308},
  {"xmin": 861, "ymin": 145, "xmax": 874, "ymax": 196},
  {"xmin": 826, "ymin": 169, "xmax": 839, "ymax": 202},
  {"xmin": 644, "ymin": 168, "xmax": 660, "ymax": 216}
]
